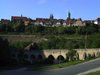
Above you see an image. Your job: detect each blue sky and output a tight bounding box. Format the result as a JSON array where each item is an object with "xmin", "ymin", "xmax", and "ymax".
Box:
[{"xmin": 0, "ymin": 0, "xmax": 100, "ymax": 20}]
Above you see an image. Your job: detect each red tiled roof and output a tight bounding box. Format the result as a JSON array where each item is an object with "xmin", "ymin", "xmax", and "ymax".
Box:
[{"xmin": 11, "ymin": 16, "xmax": 28, "ymax": 21}]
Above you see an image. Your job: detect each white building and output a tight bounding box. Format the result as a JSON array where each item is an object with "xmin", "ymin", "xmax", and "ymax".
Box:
[{"xmin": 94, "ymin": 18, "xmax": 100, "ymax": 25}]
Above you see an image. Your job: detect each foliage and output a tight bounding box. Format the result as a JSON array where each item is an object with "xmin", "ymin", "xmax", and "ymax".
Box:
[
  {"xmin": 0, "ymin": 37, "xmax": 10, "ymax": 66},
  {"xmin": 0, "ymin": 21, "xmax": 100, "ymax": 35},
  {"xmin": 30, "ymin": 42, "xmax": 42, "ymax": 50},
  {"xmin": 10, "ymin": 41, "xmax": 31, "ymax": 49},
  {"xmin": 67, "ymin": 49, "xmax": 77, "ymax": 61},
  {"xmin": 12, "ymin": 21, "xmax": 25, "ymax": 32},
  {"xmin": 1, "ymin": 22, "xmax": 100, "ymax": 49},
  {"xmin": 39, "ymin": 36, "xmax": 85, "ymax": 49}
]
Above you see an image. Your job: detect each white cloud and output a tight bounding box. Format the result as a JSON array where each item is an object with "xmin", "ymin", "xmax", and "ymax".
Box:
[{"xmin": 38, "ymin": 0, "xmax": 47, "ymax": 5}]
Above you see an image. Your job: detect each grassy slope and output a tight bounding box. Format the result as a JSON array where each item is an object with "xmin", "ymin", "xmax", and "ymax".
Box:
[{"xmin": 1, "ymin": 33, "xmax": 100, "ymax": 42}]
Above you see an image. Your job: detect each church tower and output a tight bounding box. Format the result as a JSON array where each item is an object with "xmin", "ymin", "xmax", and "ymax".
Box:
[
  {"xmin": 50, "ymin": 14, "xmax": 54, "ymax": 20},
  {"xmin": 67, "ymin": 11, "xmax": 71, "ymax": 19},
  {"xmin": 21, "ymin": 14, "xmax": 23, "ymax": 17}
]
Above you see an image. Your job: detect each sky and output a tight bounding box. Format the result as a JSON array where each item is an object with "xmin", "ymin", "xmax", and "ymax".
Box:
[{"xmin": 0, "ymin": 0, "xmax": 100, "ymax": 20}]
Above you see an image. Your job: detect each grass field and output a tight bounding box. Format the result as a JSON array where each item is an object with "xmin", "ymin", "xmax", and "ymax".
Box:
[{"xmin": 85, "ymin": 71, "xmax": 100, "ymax": 75}]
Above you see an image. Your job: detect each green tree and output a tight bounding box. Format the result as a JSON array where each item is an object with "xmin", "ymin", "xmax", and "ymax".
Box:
[
  {"xmin": 0, "ymin": 22, "xmax": 3, "ymax": 32},
  {"xmin": 86, "ymin": 26, "xmax": 96, "ymax": 34},
  {"xmin": 0, "ymin": 37, "xmax": 10, "ymax": 66},
  {"xmin": 57, "ymin": 26, "xmax": 66, "ymax": 34},
  {"xmin": 30, "ymin": 42, "xmax": 41, "ymax": 50},
  {"xmin": 12, "ymin": 21, "xmax": 25, "ymax": 32},
  {"xmin": 65, "ymin": 27, "xmax": 76, "ymax": 34},
  {"xmin": 67, "ymin": 49, "xmax": 77, "ymax": 61}
]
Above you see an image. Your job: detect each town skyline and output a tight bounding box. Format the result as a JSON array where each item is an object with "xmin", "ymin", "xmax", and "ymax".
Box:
[
  {"xmin": 0, "ymin": 12, "xmax": 100, "ymax": 21},
  {"xmin": 0, "ymin": 0, "xmax": 100, "ymax": 20}
]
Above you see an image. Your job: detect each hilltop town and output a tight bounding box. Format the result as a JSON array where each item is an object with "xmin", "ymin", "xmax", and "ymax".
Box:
[{"xmin": 1, "ymin": 12, "xmax": 100, "ymax": 27}]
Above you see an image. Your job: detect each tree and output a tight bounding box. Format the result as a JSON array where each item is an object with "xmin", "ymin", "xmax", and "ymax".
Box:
[
  {"xmin": 86, "ymin": 26, "xmax": 96, "ymax": 34},
  {"xmin": 0, "ymin": 37, "xmax": 10, "ymax": 66},
  {"xmin": 78, "ymin": 27, "xmax": 86, "ymax": 35},
  {"xmin": 65, "ymin": 27, "xmax": 76, "ymax": 34},
  {"xmin": 30, "ymin": 42, "xmax": 40, "ymax": 50},
  {"xmin": 57, "ymin": 26, "xmax": 66, "ymax": 34},
  {"xmin": 67, "ymin": 49, "xmax": 77, "ymax": 61},
  {"xmin": 0, "ymin": 22, "xmax": 3, "ymax": 32},
  {"xmin": 12, "ymin": 21, "xmax": 25, "ymax": 32},
  {"xmin": 65, "ymin": 40, "xmax": 74, "ymax": 49}
]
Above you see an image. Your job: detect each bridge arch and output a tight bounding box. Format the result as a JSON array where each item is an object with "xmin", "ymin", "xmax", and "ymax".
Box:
[
  {"xmin": 37, "ymin": 55, "xmax": 43, "ymax": 60},
  {"xmin": 12, "ymin": 53, "xmax": 16, "ymax": 58},
  {"xmin": 30, "ymin": 54, "xmax": 35, "ymax": 60},
  {"xmin": 47, "ymin": 55, "xmax": 55, "ymax": 64},
  {"xmin": 23, "ymin": 53, "xmax": 29, "ymax": 63},
  {"xmin": 92, "ymin": 52, "xmax": 96, "ymax": 58},
  {"xmin": 30, "ymin": 54, "xmax": 36, "ymax": 63},
  {"xmin": 87, "ymin": 53, "xmax": 92, "ymax": 59},
  {"xmin": 24, "ymin": 54, "xmax": 28, "ymax": 59},
  {"xmin": 57, "ymin": 55, "xmax": 65, "ymax": 63},
  {"xmin": 37, "ymin": 54, "xmax": 43, "ymax": 63}
]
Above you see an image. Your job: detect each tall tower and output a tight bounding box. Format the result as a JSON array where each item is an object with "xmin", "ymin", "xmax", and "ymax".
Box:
[
  {"xmin": 50, "ymin": 14, "xmax": 54, "ymax": 20},
  {"xmin": 67, "ymin": 11, "xmax": 71, "ymax": 19},
  {"xmin": 21, "ymin": 14, "xmax": 23, "ymax": 17}
]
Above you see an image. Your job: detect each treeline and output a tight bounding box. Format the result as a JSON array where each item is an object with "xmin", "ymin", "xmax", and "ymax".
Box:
[{"xmin": 0, "ymin": 21, "xmax": 100, "ymax": 35}]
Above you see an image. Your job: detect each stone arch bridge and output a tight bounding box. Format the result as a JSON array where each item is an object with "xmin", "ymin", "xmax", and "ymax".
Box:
[{"xmin": 11, "ymin": 49, "xmax": 100, "ymax": 64}]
